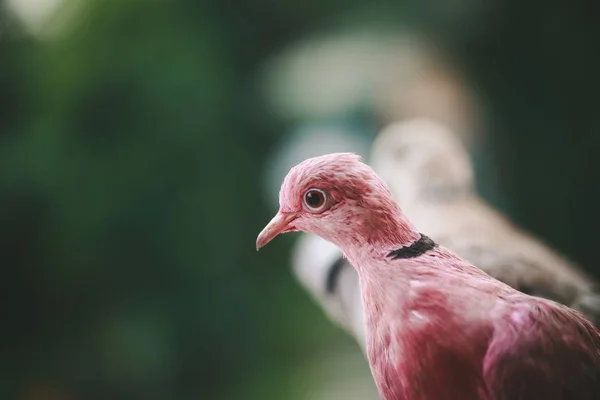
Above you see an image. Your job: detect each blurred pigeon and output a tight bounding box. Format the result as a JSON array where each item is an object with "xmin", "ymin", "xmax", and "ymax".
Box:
[
  {"xmin": 293, "ymin": 233, "xmax": 367, "ymax": 349},
  {"xmin": 291, "ymin": 119, "xmax": 600, "ymax": 348}
]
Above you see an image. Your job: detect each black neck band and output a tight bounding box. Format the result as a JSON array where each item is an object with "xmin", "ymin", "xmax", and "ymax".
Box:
[
  {"xmin": 325, "ymin": 256, "xmax": 347, "ymax": 294},
  {"xmin": 387, "ymin": 233, "xmax": 437, "ymax": 259}
]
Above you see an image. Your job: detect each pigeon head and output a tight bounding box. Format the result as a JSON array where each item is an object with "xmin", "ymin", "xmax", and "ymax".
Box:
[
  {"xmin": 256, "ymin": 153, "xmax": 417, "ymax": 251},
  {"xmin": 371, "ymin": 119, "xmax": 474, "ymax": 206}
]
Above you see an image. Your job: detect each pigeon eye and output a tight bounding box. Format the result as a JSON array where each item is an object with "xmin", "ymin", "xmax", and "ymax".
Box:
[{"xmin": 303, "ymin": 188, "xmax": 327, "ymax": 212}]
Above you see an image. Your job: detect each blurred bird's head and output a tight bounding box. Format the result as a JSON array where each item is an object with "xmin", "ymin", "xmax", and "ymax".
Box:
[
  {"xmin": 371, "ymin": 118, "xmax": 474, "ymax": 208},
  {"xmin": 256, "ymin": 153, "xmax": 415, "ymax": 251}
]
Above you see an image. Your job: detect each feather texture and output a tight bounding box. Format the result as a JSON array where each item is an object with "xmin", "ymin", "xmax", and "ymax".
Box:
[
  {"xmin": 260, "ymin": 151, "xmax": 600, "ymax": 400},
  {"xmin": 291, "ymin": 120, "xmax": 600, "ymax": 355}
]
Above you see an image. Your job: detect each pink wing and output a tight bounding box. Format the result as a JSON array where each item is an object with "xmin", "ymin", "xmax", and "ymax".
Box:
[{"xmin": 483, "ymin": 297, "xmax": 600, "ymax": 400}]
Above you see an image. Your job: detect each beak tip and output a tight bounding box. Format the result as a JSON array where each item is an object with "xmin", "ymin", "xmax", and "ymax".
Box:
[
  {"xmin": 256, "ymin": 212, "xmax": 294, "ymax": 252},
  {"xmin": 256, "ymin": 232, "xmax": 269, "ymax": 251}
]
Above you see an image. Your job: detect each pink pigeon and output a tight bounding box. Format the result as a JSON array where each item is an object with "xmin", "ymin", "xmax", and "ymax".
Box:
[{"xmin": 257, "ymin": 153, "xmax": 600, "ymax": 400}]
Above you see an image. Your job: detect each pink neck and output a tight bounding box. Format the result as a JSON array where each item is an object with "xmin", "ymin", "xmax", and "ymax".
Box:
[
  {"xmin": 335, "ymin": 211, "xmax": 436, "ymax": 310},
  {"xmin": 340, "ymin": 210, "xmax": 421, "ymax": 269}
]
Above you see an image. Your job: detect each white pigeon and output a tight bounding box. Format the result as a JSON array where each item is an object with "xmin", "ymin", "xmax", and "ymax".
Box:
[{"xmin": 292, "ymin": 118, "xmax": 600, "ymax": 347}]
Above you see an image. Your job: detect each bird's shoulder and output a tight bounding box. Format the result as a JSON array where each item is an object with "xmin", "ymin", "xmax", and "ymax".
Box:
[{"xmin": 484, "ymin": 296, "xmax": 600, "ymax": 400}]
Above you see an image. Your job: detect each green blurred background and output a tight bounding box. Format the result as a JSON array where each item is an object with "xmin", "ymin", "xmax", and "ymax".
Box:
[{"xmin": 1, "ymin": 0, "xmax": 599, "ymax": 399}]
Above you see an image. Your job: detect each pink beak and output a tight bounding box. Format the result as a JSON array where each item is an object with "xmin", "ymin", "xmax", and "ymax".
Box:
[{"xmin": 256, "ymin": 212, "xmax": 297, "ymax": 250}]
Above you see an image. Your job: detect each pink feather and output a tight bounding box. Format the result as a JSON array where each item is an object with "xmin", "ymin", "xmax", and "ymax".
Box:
[{"xmin": 257, "ymin": 153, "xmax": 600, "ymax": 400}]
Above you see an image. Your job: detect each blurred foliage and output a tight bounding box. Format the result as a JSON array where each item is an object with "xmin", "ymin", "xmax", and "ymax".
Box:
[
  {"xmin": 0, "ymin": 0, "xmax": 356, "ymax": 398},
  {"xmin": 0, "ymin": 0, "xmax": 599, "ymax": 399}
]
